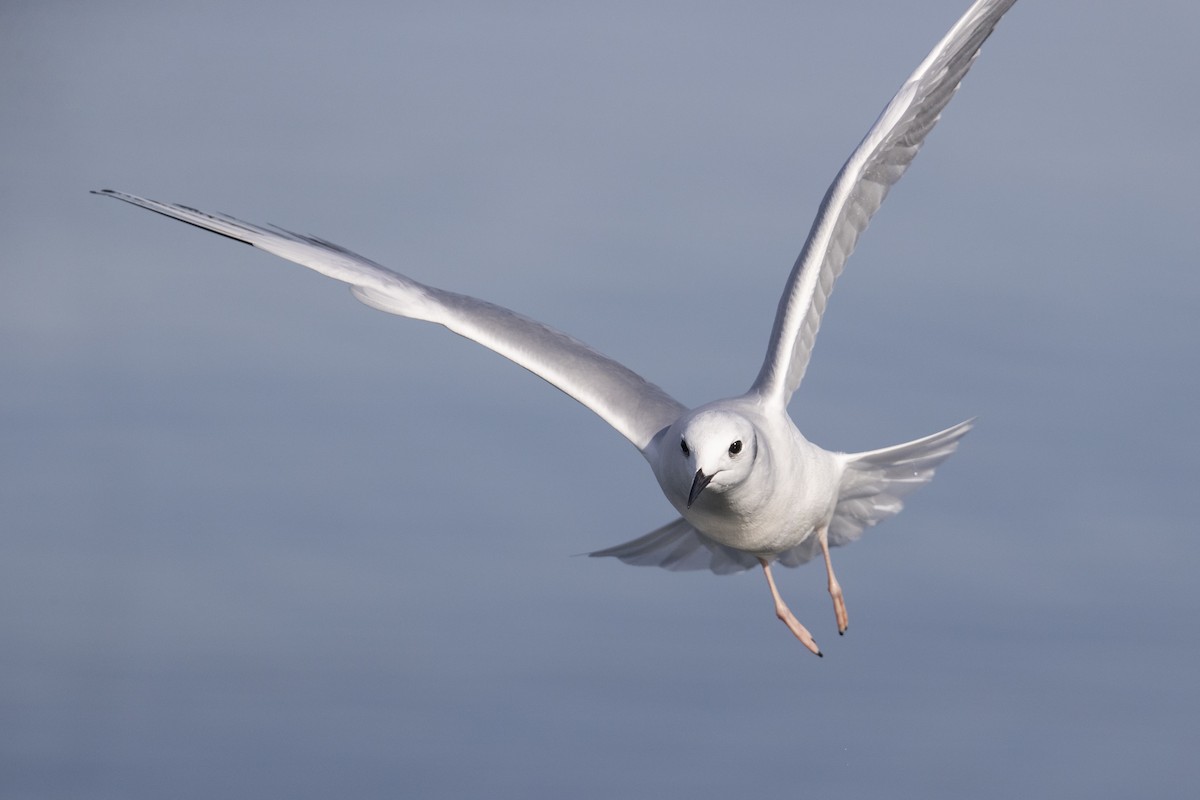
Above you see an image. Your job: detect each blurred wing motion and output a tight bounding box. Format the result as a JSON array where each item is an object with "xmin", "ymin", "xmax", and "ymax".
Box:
[
  {"xmin": 93, "ymin": 189, "xmax": 684, "ymax": 453},
  {"xmin": 752, "ymin": 0, "xmax": 1016, "ymax": 406}
]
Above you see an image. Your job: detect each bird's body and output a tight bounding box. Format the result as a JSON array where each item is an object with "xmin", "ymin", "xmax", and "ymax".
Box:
[
  {"xmin": 95, "ymin": 0, "xmax": 1016, "ymax": 655},
  {"xmin": 651, "ymin": 399, "xmax": 840, "ymax": 558}
]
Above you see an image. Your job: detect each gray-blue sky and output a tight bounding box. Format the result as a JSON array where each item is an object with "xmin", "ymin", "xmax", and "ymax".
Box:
[{"xmin": 4, "ymin": 1, "xmax": 1198, "ymax": 797}]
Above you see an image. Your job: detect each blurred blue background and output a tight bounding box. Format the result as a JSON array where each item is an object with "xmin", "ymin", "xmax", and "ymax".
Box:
[{"xmin": 4, "ymin": 1, "xmax": 1198, "ymax": 797}]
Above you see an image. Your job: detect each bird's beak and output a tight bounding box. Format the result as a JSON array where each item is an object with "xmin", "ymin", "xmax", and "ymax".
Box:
[{"xmin": 687, "ymin": 469, "xmax": 713, "ymax": 508}]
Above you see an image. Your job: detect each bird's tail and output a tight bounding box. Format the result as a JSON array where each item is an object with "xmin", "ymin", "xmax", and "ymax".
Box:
[{"xmin": 823, "ymin": 418, "xmax": 975, "ymax": 550}]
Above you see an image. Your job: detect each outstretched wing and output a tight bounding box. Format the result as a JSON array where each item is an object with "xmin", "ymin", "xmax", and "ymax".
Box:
[
  {"xmin": 94, "ymin": 190, "xmax": 684, "ymax": 453},
  {"xmin": 588, "ymin": 517, "xmax": 761, "ymax": 575},
  {"xmin": 751, "ymin": 0, "xmax": 1016, "ymax": 407}
]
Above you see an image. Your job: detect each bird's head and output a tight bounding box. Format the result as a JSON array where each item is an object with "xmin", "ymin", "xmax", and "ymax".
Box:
[{"xmin": 673, "ymin": 409, "xmax": 757, "ymax": 508}]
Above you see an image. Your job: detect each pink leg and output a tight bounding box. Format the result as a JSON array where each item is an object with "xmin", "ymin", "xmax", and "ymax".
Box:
[
  {"xmin": 818, "ymin": 526, "xmax": 849, "ymax": 635},
  {"xmin": 759, "ymin": 558, "xmax": 822, "ymax": 657}
]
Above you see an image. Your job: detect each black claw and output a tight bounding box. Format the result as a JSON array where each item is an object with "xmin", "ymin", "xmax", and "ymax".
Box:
[{"xmin": 817, "ymin": 651, "xmax": 824, "ymax": 658}]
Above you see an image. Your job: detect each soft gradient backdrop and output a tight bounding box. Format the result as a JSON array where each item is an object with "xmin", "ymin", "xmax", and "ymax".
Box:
[{"xmin": 4, "ymin": 1, "xmax": 1198, "ymax": 797}]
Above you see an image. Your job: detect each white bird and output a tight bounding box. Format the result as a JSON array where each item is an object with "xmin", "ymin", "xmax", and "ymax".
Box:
[{"xmin": 95, "ymin": 0, "xmax": 1015, "ymax": 656}]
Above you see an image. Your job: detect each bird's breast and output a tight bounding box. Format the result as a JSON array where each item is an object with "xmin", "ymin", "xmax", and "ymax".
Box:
[
  {"xmin": 677, "ymin": 443, "xmax": 840, "ymax": 557},
  {"xmin": 685, "ymin": 497, "xmax": 824, "ymax": 556}
]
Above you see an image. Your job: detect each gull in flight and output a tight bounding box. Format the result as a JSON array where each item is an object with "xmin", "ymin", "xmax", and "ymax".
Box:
[{"xmin": 95, "ymin": 0, "xmax": 1016, "ymax": 656}]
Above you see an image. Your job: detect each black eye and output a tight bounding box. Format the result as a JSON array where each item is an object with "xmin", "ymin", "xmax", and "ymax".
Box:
[
  {"xmin": 728, "ymin": 440, "xmax": 742, "ymax": 456},
  {"xmin": 680, "ymin": 438, "xmax": 690, "ymax": 457}
]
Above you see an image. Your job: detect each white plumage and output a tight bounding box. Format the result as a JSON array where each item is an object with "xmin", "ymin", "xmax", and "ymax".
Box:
[{"xmin": 95, "ymin": 0, "xmax": 1016, "ymax": 655}]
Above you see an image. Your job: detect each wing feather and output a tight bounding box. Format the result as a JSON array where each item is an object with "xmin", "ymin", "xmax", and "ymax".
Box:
[{"xmin": 588, "ymin": 517, "xmax": 761, "ymax": 575}]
